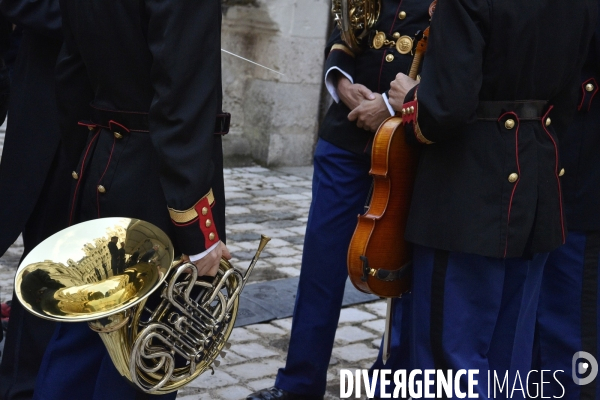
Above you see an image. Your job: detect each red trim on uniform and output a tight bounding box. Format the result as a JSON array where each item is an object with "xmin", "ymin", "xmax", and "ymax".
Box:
[
  {"xmin": 541, "ymin": 105, "xmax": 566, "ymax": 244},
  {"xmin": 587, "ymin": 78, "xmax": 598, "ymax": 112},
  {"xmin": 194, "ymin": 198, "xmax": 219, "ymax": 249},
  {"xmin": 389, "ymin": 0, "xmax": 405, "ymax": 35},
  {"xmin": 69, "ymin": 129, "xmax": 100, "ymax": 225},
  {"xmin": 108, "ymin": 120, "xmax": 131, "ymax": 133},
  {"xmin": 578, "ymin": 78, "xmax": 598, "ymax": 111},
  {"xmin": 172, "ymin": 217, "xmax": 199, "ymax": 227},
  {"xmin": 378, "ymin": 51, "xmax": 387, "ymax": 94},
  {"xmin": 96, "ymin": 135, "xmax": 117, "ymax": 218},
  {"xmin": 499, "ymin": 112, "xmax": 520, "ymax": 258},
  {"xmin": 363, "ymin": 137, "xmax": 373, "ymax": 154}
]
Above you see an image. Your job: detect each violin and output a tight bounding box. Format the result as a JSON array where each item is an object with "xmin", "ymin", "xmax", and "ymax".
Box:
[{"xmin": 347, "ymin": 27, "xmax": 430, "ymax": 298}]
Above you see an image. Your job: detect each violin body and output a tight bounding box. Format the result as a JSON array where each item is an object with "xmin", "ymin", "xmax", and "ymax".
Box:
[{"xmin": 347, "ymin": 116, "xmax": 419, "ymax": 298}]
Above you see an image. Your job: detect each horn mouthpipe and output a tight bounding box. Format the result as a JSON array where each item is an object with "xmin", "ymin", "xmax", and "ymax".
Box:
[{"xmin": 241, "ymin": 234, "xmax": 271, "ymax": 287}]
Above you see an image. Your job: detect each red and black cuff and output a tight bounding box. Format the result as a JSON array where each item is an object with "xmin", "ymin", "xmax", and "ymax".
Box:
[
  {"xmin": 169, "ymin": 189, "xmax": 220, "ymax": 253},
  {"xmin": 401, "ymin": 86, "xmax": 434, "ymax": 145}
]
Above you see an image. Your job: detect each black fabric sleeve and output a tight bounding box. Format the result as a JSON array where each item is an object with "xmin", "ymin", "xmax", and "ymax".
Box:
[
  {"xmin": 0, "ymin": 14, "xmax": 11, "ymax": 125},
  {"xmin": 324, "ymin": 28, "xmax": 356, "ymax": 81},
  {"xmin": 552, "ymin": 1, "xmax": 599, "ymax": 139},
  {"xmin": 145, "ymin": 0, "xmax": 222, "ymax": 254},
  {"xmin": 0, "ymin": 0, "xmax": 61, "ymax": 37},
  {"xmin": 413, "ymin": 0, "xmax": 490, "ymax": 143},
  {"xmin": 55, "ymin": 0, "xmax": 94, "ymax": 167}
]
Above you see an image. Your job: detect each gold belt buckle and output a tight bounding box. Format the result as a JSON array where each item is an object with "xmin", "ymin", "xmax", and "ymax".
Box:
[
  {"xmin": 372, "ymin": 31, "xmax": 413, "ymax": 55},
  {"xmin": 372, "ymin": 31, "xmax": 386, "ymax": 49},
  {"xmin": 396, "ymin": 35, "xmax": 413, "ymax": 54}
]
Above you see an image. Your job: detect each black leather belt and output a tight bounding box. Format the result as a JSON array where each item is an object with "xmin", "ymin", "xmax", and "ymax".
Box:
[
  {"xmin": 88, "ymin": 105, "xmax": 230, "ymax": 135},
  {"xmin": 476, "ymin": 100, "xmax": 548, "ymax": 120}
]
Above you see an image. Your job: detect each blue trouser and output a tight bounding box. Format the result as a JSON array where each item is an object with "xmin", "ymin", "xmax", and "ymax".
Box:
[
  {"xmin": 411, "ymin": 245, "xmax": 547, "ymax": 399},
  {"xmin": 534, "ymin": 231, "xmax": 600, "ymax": 399},
  {"xmin": 33, "ymin": 322, "xmax": 177, "ymax": 400},
  {"xmin": 275, "ymin": 139, "xmax": 374, "ymax": 396}
]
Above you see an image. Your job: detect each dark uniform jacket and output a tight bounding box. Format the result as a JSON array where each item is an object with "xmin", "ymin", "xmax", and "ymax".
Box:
[
  {"xmin": 560, "ymin": 6, "xmax": 600, "ymax": 231},
  {"xmin": 319, "ymin": 0, "xmax": 431, "ymax": 154},
  {"xmin": 400, "ymin": 0, "xmax": 597, "ymax": 258},
  {"xmin": 58, "ymin": 0, "xmax": 226, "ymax": 256},
  {"xmin": 0, "ymin": 3, "xmax": 69, "ymax": 400},
  {"xmin": 0, "ymin": 0, "xmax": 64, "ymax": 256}
]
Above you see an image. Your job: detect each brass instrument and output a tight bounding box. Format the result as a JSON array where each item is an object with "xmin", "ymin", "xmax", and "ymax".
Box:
[
  {"xmin": 331, "ymin": 0, "xmax": 381, "ymax": 52},
  {"xmin": 15, "ymin": 217, "xmax": 270, "ymax": 394}
]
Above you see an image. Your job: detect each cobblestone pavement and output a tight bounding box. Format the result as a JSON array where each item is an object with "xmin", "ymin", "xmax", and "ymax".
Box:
[{"xmin": 0, "ymin": 163, "xmax": 384, "ymax": 400}]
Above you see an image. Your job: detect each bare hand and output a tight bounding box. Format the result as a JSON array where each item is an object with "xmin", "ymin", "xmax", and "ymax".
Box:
[
  {"xmin": 347, "ymin": 93, "xmax": 390, "ymax": 132},
  {"xmin": 388, "ymin": 73, "xmax": 419, "ymax": 111},
  {"xmin": 336, "ymin": 75, "xmax": 375, "ymax": 110},
  {"xmin": 182, "ymin": 241, "xmax": 231, "ymax": 277}
]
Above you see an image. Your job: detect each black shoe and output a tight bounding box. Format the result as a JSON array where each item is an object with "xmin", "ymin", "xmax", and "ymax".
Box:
[{"xmin": 246, "ymin": 387, "xmax": 323, "ymax": 400}]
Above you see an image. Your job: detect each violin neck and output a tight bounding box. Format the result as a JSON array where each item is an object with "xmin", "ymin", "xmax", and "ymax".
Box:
[
  {"xmin": 408, "ymin": 52, "xmax": 423, "ymax": 80},
  {"xmin": 407, "ymin": 27, "xmax": 430, "ymax": 81}
]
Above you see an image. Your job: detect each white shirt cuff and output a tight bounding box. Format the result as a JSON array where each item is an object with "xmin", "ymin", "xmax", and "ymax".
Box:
[
  {"xmin": 383, "ymin": 93, "xmax": 396, "ymax": 116},
  {"xmin": 189, "ymin": 242, "xmax": 219, "ymax": 262},
  {"xmin": 325, "ymin": 67, "xmax": 354, "ymax": 103}
]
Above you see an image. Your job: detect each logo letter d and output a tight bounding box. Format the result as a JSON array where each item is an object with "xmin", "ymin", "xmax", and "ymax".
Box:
[{"xmin": 572, "ymin": 351, "xmax": 599, "ymax": 386}]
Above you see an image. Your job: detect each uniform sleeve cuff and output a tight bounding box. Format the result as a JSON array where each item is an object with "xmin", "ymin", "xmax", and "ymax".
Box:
[
  {"xmin": 169, "ymin": 188, "xmax": 220, "ymax": 253},
  {"xmin": 325, "ymin": 67, "xmax": 354, "ymax": 103},
  {"xmin": 401, "ymin": 86, "xmax": 434, "ymax": 145}
]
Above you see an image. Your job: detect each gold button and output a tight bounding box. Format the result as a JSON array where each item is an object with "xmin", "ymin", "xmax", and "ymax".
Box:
[
  {"xmin": 399, "ymin": 11, "xmax": 407, "ymax": 19},
  {"xmin": 508, "ymin": 173, "xmax": 519, "ymax": 183},
  {"xmin": 88, "ymin": 126, "xmax": 94, "ymax": 131},
  {"xmin": 385, "ymin": 54, "xmax": 394, "ymax": 62},
  {"xmin": 505, "ymin": 119, "xmax": 515, "ymax": 129},
  {"xmin": 392, "ymin": 32, "xmax": 400, "ymax": 39},
  {"xmin": 409, "ymin": 106, "xmax": 414, "ymax": 114},
  {"xmin": 205, "ymin": 219, "xmax": 212, "ymax": 228},
  {"xmin": 72, "ymin": 171, "xmax": 79, "ymax": 180},
  {"xmin": 586, "ymin": 83, "xmax": 595, "ymax": 92},
  {"xmin": 114, "ymin": 132, "xmax": 123, "ymax": 139},
  {"xmin": 545, "ymin": 118, "xmax": 551, "ymax": 127},
  {"xmin": 201, "ymin": 207, "xmax": 208, "ymax": 216},
  {"xmin": 97, "ymin": 185, "xmax": 106, "ymax": 193},
  {"xmin": 209, "ymin": 233, "xmax": 215, "ymax": 241},
  {"xmin": 559, "ymin": 168, "xmax": 565, "ymax": 177}
]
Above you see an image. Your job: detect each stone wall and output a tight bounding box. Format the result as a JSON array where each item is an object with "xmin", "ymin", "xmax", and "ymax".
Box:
[{"xmin": 221, "ymin": 0, "xmax": 331, "ymax": 166}]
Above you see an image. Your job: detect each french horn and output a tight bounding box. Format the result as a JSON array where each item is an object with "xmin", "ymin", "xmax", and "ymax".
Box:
[
  {"xmin": 15, "ymin": 217, "xmax": 270, "ymax": 394},
  {"xmin": 331, "ymin": 0, "xmax": 381, "ymax": 52}
]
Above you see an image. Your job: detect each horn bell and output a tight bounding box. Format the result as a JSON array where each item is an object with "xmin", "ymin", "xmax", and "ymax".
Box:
[{"xmin": 16, "ymin": 217, "xmax": 173, "ymax": 322}]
